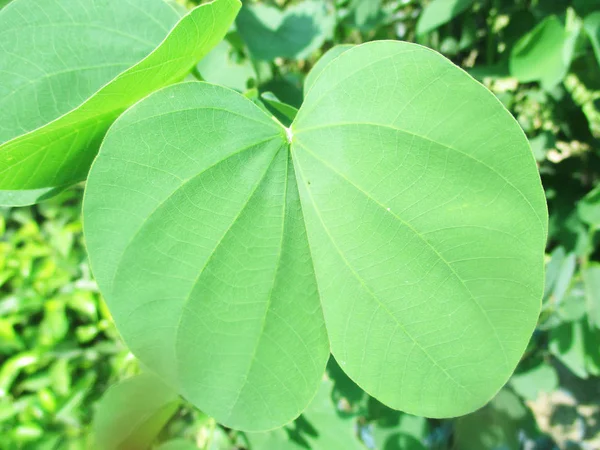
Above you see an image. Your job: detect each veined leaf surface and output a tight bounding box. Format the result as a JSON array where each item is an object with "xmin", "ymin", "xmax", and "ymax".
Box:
[
  {"xmin": 84, "ymin": 41, "xmax": 547, "ymax": 431},
  {"xmin": 0, "ymin": 0, "xmax": 239, "ymax": 199}
]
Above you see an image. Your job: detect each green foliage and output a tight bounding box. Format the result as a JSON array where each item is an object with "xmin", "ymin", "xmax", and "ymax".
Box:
[
  {"xmin": 0, "ymin": 191, "xmax": 135, "ymax": 449},
  {"xmin": 3, "ymin": 0, "xmax": 600, "ymax": 448},
  {"xmin": 0, "ymin": 0, "xmax": 239, "ymax": 201},
  {"xmin": 83, "ymin": 39, "xmax": 546, "ymax": 430}
]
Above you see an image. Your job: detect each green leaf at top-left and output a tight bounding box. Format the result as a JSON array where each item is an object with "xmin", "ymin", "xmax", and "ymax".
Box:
[{"xmin": 0, "ymin": 0, "xmax": 240, "ymax": 204}]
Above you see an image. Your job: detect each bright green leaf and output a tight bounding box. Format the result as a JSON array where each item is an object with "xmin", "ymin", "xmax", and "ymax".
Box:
[
  {"xmin": 236, "ymin": 0, "xmax": 335, "ymax": 61},
  {"xmin": 509, "ymin": 15, "xmax": 576, "ymax": 90},
  {"xmin": 85, "ymin": 41, "xmax": 546, "ymax": 430},
  {"xmin": 304, "ymin": 45, "xmax": 354, "ymax": 95},
  {"xmin": 93, "ymin": 373, "xmax": 180, "ymax": 450},
  {"xmin": 0, "ymin": 0, "xmax": 240, "ymax": 202},
  {"xmin": 416, "ymin": 0, "xmax": 475, "ymax": 36}
]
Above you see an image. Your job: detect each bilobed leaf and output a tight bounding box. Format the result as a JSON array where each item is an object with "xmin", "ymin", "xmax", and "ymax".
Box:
[
  {"xmin": 416, "ymin": 0, "xmax": 475, "ymax": 36},
  {"xmin": 0, "ymin": 0, "xmax": 240, "ymax": 202},
  {"xmin": 84, "ymin": 41, "xmax": 546, "ymax": 430},
  {"xmin": 93, "ymin": 373, "xmax": 180, "ymax": 450},
  {"xmin": 236, "ymin": 0, "xmax": 335, "ymax": 61},
  {"xmin": 509, "ymin": 15, "xmax": 575, "ymax": 89}
]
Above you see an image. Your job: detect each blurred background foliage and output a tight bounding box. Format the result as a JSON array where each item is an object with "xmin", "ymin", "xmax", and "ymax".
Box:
[{"xmin": 1, "ymin": 0, "xmax": 600, "ymax": 448}]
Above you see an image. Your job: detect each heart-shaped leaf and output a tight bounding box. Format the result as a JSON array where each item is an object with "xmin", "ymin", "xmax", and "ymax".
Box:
[
  {"xmin": 236, "ymin": 0, "xmax": 335, "ymax": 61},
  {"xmin": 84, "ymin": 41, "xmax": 547, "ymax": 431},
  {"xmin": 0, "ymin": 0, "xmax": 240, "ymax": 203}
]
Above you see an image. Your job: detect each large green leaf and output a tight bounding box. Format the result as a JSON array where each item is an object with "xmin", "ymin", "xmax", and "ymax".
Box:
[
  {"xmin": 416, "ymin": 0, "xmax": 475, "ymax": 36},
  {"xmin": 236, "ymin": 0, "xmax": 335, "ymax": 61},
  {"xmin": 0, "ymin": 0, "xmax": 240, "ymax": 201},
  {"xmin": 84, "ymin": 41, "xmax": 547, "ymax": 430},
  {"xmin": 509, "ymin": 15, "xmax": 576, "ymax": 89}
]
